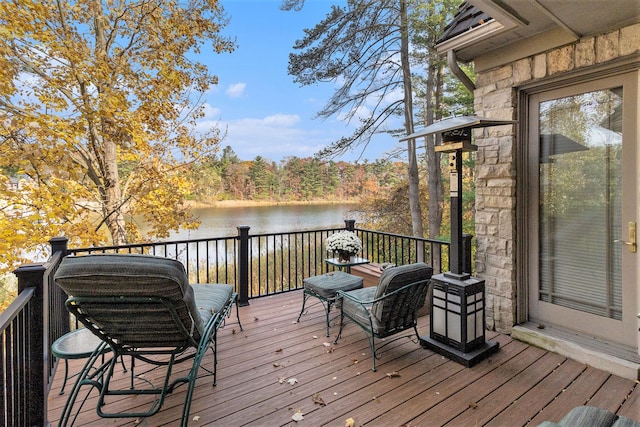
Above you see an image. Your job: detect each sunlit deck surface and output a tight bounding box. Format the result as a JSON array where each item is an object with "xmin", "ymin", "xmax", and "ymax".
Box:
[{"xmin": 48, "ymin": 290, "xmax": 640, "ymax": 426}]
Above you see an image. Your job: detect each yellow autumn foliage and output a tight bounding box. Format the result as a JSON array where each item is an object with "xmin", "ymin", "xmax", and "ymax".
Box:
[{"xmin": 0, "ymin": 0, "xmax": 235, "ymax": 275}]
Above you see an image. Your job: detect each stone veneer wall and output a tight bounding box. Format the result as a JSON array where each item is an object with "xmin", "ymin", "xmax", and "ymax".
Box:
[{"xmin": 472, "ymin": 23, "xmax": 640, "ymax": 334}]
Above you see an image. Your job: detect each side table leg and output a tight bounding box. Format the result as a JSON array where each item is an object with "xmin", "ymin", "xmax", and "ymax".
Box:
[{"xmin": 59, "ymin": 359, "xmax": 70, "ymax": 395}]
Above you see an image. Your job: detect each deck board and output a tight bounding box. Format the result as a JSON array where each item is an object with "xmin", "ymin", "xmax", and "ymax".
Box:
[{"xmin": 47, "ymin": 290, "xmax": 640, "ymax": 426}]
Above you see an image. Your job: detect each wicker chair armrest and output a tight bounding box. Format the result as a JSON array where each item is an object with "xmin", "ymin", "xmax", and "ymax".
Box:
[{"xmin": 337, "ymin": 278, "xmax": 430, "ymax": 305}]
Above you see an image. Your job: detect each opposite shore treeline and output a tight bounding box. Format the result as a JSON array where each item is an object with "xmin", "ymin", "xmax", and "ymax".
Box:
[{"xmin": 188, "ymin": 147, "xmax": 408, "ymax": 204}]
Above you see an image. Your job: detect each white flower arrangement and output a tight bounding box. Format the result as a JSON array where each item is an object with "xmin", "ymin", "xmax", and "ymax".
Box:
[{"xmin": 326, "ymin": 231, "xmax": 362, "ymax": 255}]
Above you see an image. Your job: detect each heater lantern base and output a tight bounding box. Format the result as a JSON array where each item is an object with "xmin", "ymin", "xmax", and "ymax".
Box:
[{"xmin": 420, "ymin": 336, "xmax": 500, "ymax": 367}]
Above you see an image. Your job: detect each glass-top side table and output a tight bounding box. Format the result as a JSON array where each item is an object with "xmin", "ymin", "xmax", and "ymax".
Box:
[{"xmin": 325, "ymin": 256, "xmax": 370, "ymax": 273}]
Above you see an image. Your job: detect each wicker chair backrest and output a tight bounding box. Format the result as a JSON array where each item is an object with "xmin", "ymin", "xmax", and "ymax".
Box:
[
  {"xmin": 54, "ymin": 253, "xmax": 203, "ymax": 345},
  {"xmin": 371, "ymin": 262, "xmax": 433, "ymax": 329}
]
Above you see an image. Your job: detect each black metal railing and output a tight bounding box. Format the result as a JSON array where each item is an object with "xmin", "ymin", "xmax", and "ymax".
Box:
[
  {"xmin": 1, "ymin": 221, "xmax": 458, "ymax": 425},
  {"xmin": 1, "ymin": 238, "xmax": 67, "ymax": 427}
]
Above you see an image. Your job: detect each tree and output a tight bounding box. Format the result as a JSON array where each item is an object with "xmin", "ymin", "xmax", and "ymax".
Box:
[
  {"xmin": 249, "ymin": 156, "xmax": 272, "ymax": 199},
  {"xmin": 411, "ymin": 0, "xmax": 464, "ymax": 241},
  {"xmin": 284, "ymin": 0, "xmax": 425, "ymax": 238},
  {"xmin": 0, "ymin": 0, "xmax": 234, "ymax": 269}
]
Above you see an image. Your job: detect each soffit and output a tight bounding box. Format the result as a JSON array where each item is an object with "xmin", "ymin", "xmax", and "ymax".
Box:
[{"xmin": 438, "ymin": 0, "xmax": 640, "ymax": 62}]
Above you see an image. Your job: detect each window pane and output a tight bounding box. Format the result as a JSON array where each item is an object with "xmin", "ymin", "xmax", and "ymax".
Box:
[{"xmin": 539, "ymin": 88, "xmax": 622, "ymax": 320}]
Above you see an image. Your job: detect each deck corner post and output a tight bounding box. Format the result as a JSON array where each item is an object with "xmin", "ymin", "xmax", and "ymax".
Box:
[
  {"xmin": 237, "ymin": 226, "xmax": 250, "ymax": 306},
  {"xmin": 13, "ymin": 262, "xmax": 47, "ymax": 426},
  {"xmin": 344, "ymin": 219, "xmax": 356, "ymax": 231}
]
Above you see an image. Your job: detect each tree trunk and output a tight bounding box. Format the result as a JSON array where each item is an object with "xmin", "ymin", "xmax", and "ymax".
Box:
[
  {"xmin": 92, "ymin": 0, "xmax": 128, "ymax": 246},
  {"xmin": 423, "ymin": 56, "xmax": 444, "ymax": 271},
  {"xmin": 103, "ymin": 138, "xmax": 128, "ymax": 245},
  {"xmin": 400, "ymin": 0, "xmax": 424, "ymax": 243},
  {"xmin": 425, "ymin": 60, "xmax": 443, "ymax": 241}
]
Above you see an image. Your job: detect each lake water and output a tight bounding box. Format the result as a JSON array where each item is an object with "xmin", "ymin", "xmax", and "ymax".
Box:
[{"xmin": 158, "ymin": 203, "xmax": 360, "ymax": 241}]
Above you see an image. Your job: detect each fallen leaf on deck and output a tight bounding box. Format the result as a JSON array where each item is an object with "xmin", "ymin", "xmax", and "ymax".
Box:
[
  {"xmin": 313, "ymin": 335, "xmax": 318, "ymax": 339},
  {"xmin": 386, "ymin": 371, "xmax": 401, "ymax": 378},
  {"xmin": 322, "ymin": 342, "xmax": 332, "ymax": 347},
  {"xmin": 312, "ymin": 393, "xmax": 327, "ymax": 406},
  {"xmin": 275, "ymin": 348, "xmax": 283, "ymax": 353},
  {"xmin": 287, "ymin": 378, "xmax": 298, "ymax": 385},
  {"xmin": 273, "ymin": 362, "xmax": 281, "ymax": 367},
  {"xmin": 278, "ymin": 377, "xmax": 286, "ymax": 384},
  {"xmin": 292, "ymin": 410, "xmax": 304, "ymax": 422},
  {"xmin": 192, "ymin": 415, "xmax": 201, "ymax": 421},
  {"xmin": 254, "ymin": 317, "xmax": 259, "ymax": 321},
  {"xmin": 345, "ymin": 418, "xmax": 355, "ymax": 427},
  {"xmin": 469, "ymin": 401, "xmax": 478, "ymax": 409}
]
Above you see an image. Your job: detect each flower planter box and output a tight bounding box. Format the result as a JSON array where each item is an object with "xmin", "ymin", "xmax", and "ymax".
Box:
[{"xmin": 350, "ymin": 263, "xmax": 384, "ymax": 288}]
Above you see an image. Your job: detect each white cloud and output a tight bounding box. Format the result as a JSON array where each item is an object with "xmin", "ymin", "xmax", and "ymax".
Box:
[
  {"xmin": 203, "ymin": 114, "xmax": 330, "ymax": 160},
  {"xmin": 201, "ymin": 103, "xmax": 221, "ymax": 119},
  {"xmin": 226, "ymin": 83, "xmax": 246, "ymax": 98},
  {"xmin": 263, "ymin": 114, "xmax": 300, "ymax": 127}
]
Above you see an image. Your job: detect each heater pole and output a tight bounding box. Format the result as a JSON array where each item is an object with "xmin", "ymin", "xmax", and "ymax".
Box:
[{"xmin": 449, "ymin": 150, "xmax": 464, "ymax": 276}]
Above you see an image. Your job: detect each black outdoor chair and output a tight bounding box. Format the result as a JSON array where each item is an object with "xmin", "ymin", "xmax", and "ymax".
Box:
[
  {"xmin": 54, "ymin": 253, "xmax": 242, "ymax": 426},
  {"xmin": 333, "ymin": 262, "xmax": 433, "ymax": 371}
]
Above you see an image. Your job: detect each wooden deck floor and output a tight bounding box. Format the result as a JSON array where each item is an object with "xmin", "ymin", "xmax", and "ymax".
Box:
[{"xmin": 47, "ymin": 290, "xmax": 640, "ymax": 426}]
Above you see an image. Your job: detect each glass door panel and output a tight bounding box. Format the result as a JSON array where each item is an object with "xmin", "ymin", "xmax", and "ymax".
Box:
[
  {"xmin": 539, "ymin": 88, "xmax": 622, "ymax": 319},
  {"xmin": 529, "ymin": 71, "xmax": 638, "ymax": 348}
]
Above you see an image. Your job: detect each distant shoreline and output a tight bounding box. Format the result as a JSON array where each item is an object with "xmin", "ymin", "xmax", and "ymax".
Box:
[{"xmin": 186, "ymin": 199, "xmax": 360, "ymax": 208}]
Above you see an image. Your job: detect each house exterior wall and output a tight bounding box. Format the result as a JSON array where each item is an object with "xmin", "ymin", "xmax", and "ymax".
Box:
[{"xmin": 472, "ymin": 23, "xmax": 640, "ymax": 334}]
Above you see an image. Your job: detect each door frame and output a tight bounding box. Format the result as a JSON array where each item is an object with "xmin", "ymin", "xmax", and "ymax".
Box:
[{"xmin": 516, "ymin": 64, "xmax": 639, "ymax": 352}]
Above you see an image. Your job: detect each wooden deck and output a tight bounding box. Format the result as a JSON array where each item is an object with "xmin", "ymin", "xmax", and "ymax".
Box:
[{"xmin": 47, "ymin": 290, "xmax": 640, "ymax": 426}]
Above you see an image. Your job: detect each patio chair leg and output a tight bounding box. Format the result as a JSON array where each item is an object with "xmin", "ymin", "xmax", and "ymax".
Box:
[
  {"xmin": 235, "ymin": 300, "xmax": 244, "ymax": 331},
  {"xmin": 325, "ymin": 301, "xmax": 332, "ymax": 337},
  {"xmin": 369, "ymin": 335, "xmax": 377, "ymax": 372},
  {"xmin": 333, "ymin": 310, "xmax": 345, "ymax": 344},
  {"xmin": 296, "ymin": 291, "xmax": 308, "ymax": 322}
]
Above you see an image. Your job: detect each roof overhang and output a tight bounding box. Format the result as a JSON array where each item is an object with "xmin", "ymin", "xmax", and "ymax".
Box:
[{"xmin": 438, "ymin": 0, "xmax": 640, "ymax": 64}]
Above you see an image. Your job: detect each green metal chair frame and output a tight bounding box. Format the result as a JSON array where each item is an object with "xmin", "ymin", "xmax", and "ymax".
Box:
[
  {"xmin": 54, "ymin": 253, "xmax": 242, "ymax": 427},
  {"xmin": 333, "ymin": 262, "xmax": 433, "ymax": 371}
]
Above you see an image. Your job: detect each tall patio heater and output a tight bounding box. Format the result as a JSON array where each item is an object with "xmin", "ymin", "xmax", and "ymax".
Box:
[{"xmin": 400, "ymin": 116, "xmax": 515, "ymax": 367}]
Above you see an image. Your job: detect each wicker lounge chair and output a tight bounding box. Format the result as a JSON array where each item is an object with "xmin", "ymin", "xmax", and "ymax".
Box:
[
  {"xmin": 333, "ymin": 262, "xmax": 433, "ymax": 371},
  {"xmin": 54, "ymin": 253, "xmax": 242, "ymax": 426}
]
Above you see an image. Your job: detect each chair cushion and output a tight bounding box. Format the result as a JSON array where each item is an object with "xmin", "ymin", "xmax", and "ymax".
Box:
[
  {"xmin": 536, "ymin": 406, "xmax": 632, "ymax": 427},
  {"xmin": 340, "ymin": 287, "xmax": 379, "ymax": 332},
  {"xmin": 303, "ymin": 271, "xmax": 363, "ymax": 299},
  {"xmin": 614, "ymin": 417, "xmax": 640, "ymax": 427},
  {"xmin": 192, "ymin": 284, "xmax": 234, "ymax": 326},
  {"xmin": 55, "ymin": 254, "xmax": 204, "ymax": 338},
  {"xmin": 371, "ymin": 262, "xmax": 433, "ymax": 321}
]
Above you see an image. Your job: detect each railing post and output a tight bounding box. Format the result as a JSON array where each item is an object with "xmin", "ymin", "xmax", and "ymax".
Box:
[
  {"xmin": 462, "ymin": 233, "xmax": 473, "ymax": 274},
  {"xmin": 344, "ymin": 219, "xmax": 355, "ymax": 231},
  {"xmin": 237, "ymin": 226, "xmax": 250, "ymax": 306},
  {"xmin": 13, "ymin": 262, "xmax": 47, "ymax": 427},
  {"xmin": 50, "ymin": 237, "xmax": 70, "ymax": 336}
]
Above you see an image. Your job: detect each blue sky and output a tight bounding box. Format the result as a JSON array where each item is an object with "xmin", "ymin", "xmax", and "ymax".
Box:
[{"xmin": 196, "ymin": 0, "xmax": 402, "ymax": 163}]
